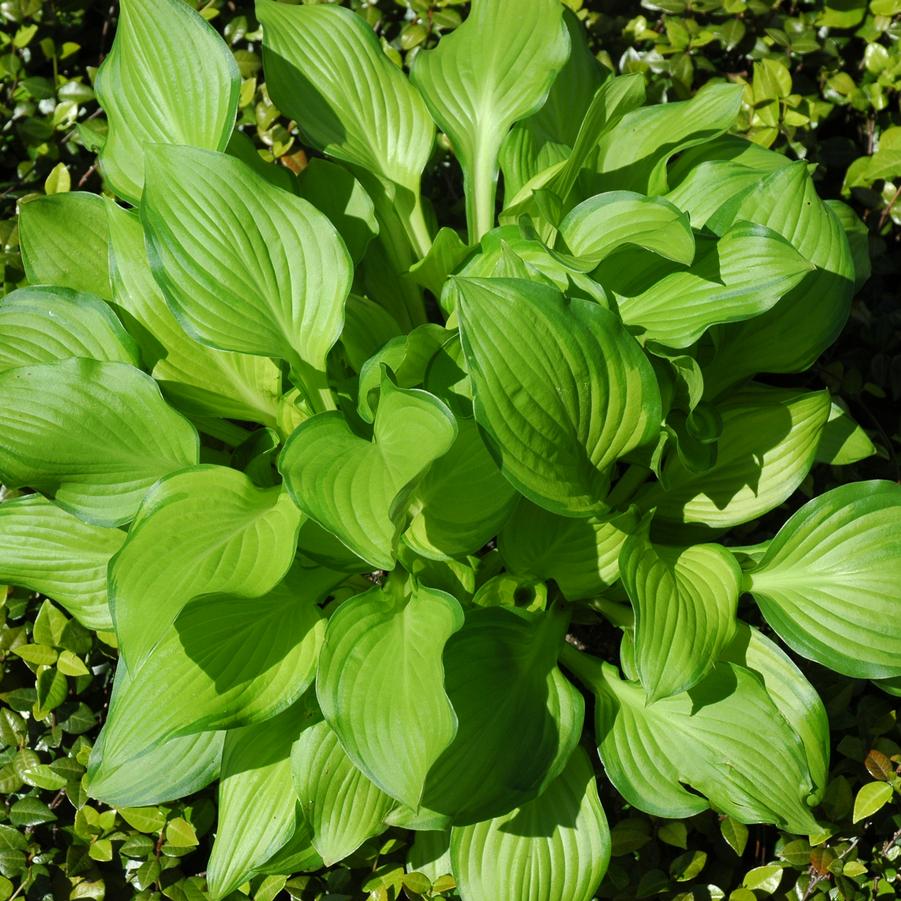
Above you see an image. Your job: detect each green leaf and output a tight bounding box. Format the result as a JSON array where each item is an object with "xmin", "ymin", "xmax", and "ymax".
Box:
[
  {"xmin": 815, "ymin": 402, "xmax": 875, "ymax": 465},
  {"xmin": 143, "ymin": 145, "xmax": 352, "ymax": 376},
  {"xmin": 57, "ymin": 649, "xmax": 90, "ymax": 677},
  {"xmin": 720, "ymin": 817, "xmax": 749, "ymax": 856},
  {"xmin": 404, "ymin": 420, "xmax": 518, "ymax": 560},
  {"xmin": 408, "ymin": 228, "xmax": 475, "ymax": 299},
  {"xmin": 665, "ymin": 160, "xmax": 770, "ymax": 230},
  {"xmin": 109, "ymin": 465, "xmax": 302, "ymax": 671},
  {"xmin": 411, "ymin": 0, "xmax": 569, "ymax": 240},
  {"xmin": 455, "ymin": 277, "xmax": 661, "ymax": 516},
  {"xmin": 280, "ymin": 378, "xmax": 457, "ymax": 570},
  {"xmin": 94, "ymin": 0, "xmax": 239, "ymax": 202},
  {"xmin": 620, "ymin": 519, "xmax": 740, "ymax": 700},
  {"xmin": 292, "ymin": 718, "xmax": 394, "ymax": 865},
  {"xmin": 500, "ymin": 500, "xmax": 630, "ymax": 600},
  {"xmin": 450, "ymin": 747, "xmax": 609, "ymax": 901},
  {"xmin": 852, "ymin": 782, "xmax": 893, "ymax": 823},
  {"xmin": 747, "ymin": 480, "xmax": 901, "ymax": 678},
  {"xmin": 619, "ymin": 222, "xmax": 813, "ymax": 349},
  {"xmin": 0, "ymin": 495, "xmax": 123, "ymax": 631},
  {"xmin": 722, "ymin": 624, "xmax": 830, "ymax": 799},
  {"xmin": 422, "ymin": 607, "xmax": 583, "ymax": 823},
  {"xmin": 0, "ymin": 359, "xmax": 198, "ymax": 527},
  {"xmin": 107, "ymin": 200, "xmax": 281, "ymax": 426},
  {"xmin": 558, "ymin": 191, "xmax": 695, "ymax": 269},
  {"xmin": 18, "ymin": 192, "xmax": 111, "ymax": 298},
  {"xmin": 594, "ymin": 82, "xmax": 743, "ymax": 194},
  {"xmin": 569, "ymin": 654, "xmax": 820, "ymax": 834},
  {"xmin": 117, "ymin": 807, "xmax": 166, "ymax": 834},
  {"xmin": 99, "ymin": 564, "xmax": 329, "ymax": 762},
  {"xmin": 317, "ymin": 581, "xmax": 463, "ymax": 807},
  {"xmin": 702, "ymin": 162, "xmax": 855, "ymax": 390},
  {"xmin": 645, "ymin": 384, "xmax": 831, "ymax": 528},
  {"xmin": 0, "ymin": 287, "xmax": 139, "ymax": 372},
  {"xmin": 207, "ymin": 703, "xmax": 311, "ymax": 900},
  {"xmin": 296, "ymin": 158, "xmax": 379, "ymax": 265}
]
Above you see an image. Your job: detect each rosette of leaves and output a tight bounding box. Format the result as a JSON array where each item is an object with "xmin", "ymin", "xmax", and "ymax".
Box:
[{"xmin": 1, "ymin": 0, "xmax": 899, "ymax": 899}]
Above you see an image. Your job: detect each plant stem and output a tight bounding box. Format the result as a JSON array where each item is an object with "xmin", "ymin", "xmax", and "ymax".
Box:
[
  {"xmin": 467, "ymin": 144, "xmax": 497, "ymax": 244},
  {"xmin": 194, "ymin": 417, "xmax": 252, "ymax": 446},
  {"xmin": 292, "ymin": 360, "xmax": 336, "ymax": 414},
  {"xmin": 403, "ymin": 190, "xmax": 433, "ymax": 261},
  {"xmin": 606, "ymin": 463, "xmax": 650, "ymax": 508},
  {"xmin": 558, "ymin": 642, "xmax": 603, "ymax": 686}
]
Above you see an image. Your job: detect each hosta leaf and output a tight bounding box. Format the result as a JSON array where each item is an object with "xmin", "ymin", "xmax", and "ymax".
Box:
[
  {"xmin": 109, "ymin": 465, "xmax": 302, "ymax": 671},
  {"xmin": 645, "ymin": 385, "xmax": 831, "ymax": 528},
  {"xmin": 404, "ymin": 420, "xmax": 518, "ymax": 560},
  {"xmin": 0, "ymin": 287, "xmax": 139, "ymax": 372},
  {"xmin": 558, "ymin": 192, "xmax": 695, "ymax": 269},
  {"xmin": 702, "ymin": 162, "xmax": 855, "ymax": 389},
  {"xmin": 746, "ymin": 480, "xmax": 901, "ymax": 678},
  {"xmin": 0, "ymin": 359, "xmax": 198, "ymax": 527},
  {"xmin": 455, "ymin": 277, "xmax": 661, "ymax": 516},
  {"xmin": 280, "ymin": 378, "xmax": 457, "ymax": 570},
  {"xmin": 317, "ymin": 581, "xmax": 463, "ymax": 807},
  {"xmin": 568, "ymin": 654, "xmax": 820, "ymax": 834},
  {"xmin": 251, "ymin": 817, "xmax": 323, "ymax": 878},
  {"xmin": 18, "ymin": 192, "xmax": 111, "ymax": 298},
  {"xmin": 620, "ymin": 520, "xmax": 740, "ymax": 700},
  {"xmin": 208, "ymin": 704, "xmax": 311, "ymax": 900},
  {"xmin": 451, "ymin": 747, "xmax": 610, "ymax": 901},
  {"xmin": 422, "ymin": 607, "xmax": 584, "ymax": 823},
  {"xmin": 100, "ymin": 565, "xmax": 331, "ymax": 762},
  {"xmin": 594, "ymin": 82, "xmax": 743, "ymax": 193},
  {"xmin": 411, "ymin": 0, "xmax": 569, "ymax": 240},
  {"xmin": 143, "ymin": 145, "xmax": 352, "ymax": 376},
  {"xmin": 498, "ymin": 9, "xmax": 606, "ymax": 200},
  {"xmin": 722, "ymin": 624, "xmax": 829, "ymax": 797},
  {"xmin": 500, "ymin": 499, "xmax": 630, "ymax": 600},
  {"xmin": 664, "ymin": 160, "xmax": 771, "ymax": 229},
  {"xmin": 619, "ymin": 223, "xmax": 813, "ymax": 348},
  {"xmin": 292, "ymin": 718, "xmax": 394, "ymax": 865},
  {"xmin": 0, "ymin": 495, "xmax": 122, "ymax": 631},
  {"xmin": 815, "ymin": 401, "xmax": 875, "ymax": 466},
  {"xmin": 257, "ymin": 0, "xmax": 433, "ymax": 199},
  {"xmin": 107, "ymin": 201, "xmax": 281, "ymax": 426},
  {"xmin": 94, "ymin": 0, "xmax": 239, "ymax": 202}
]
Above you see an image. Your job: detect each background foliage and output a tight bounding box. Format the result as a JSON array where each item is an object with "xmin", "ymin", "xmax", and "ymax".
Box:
[{"xmin": 0, "ymin": 0, "xmax": 899, "ymax": 899}]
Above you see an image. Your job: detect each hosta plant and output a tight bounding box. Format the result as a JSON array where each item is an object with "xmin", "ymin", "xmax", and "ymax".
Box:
[{"xmin": 2, "ymin": 0, "xmax": 900, "ymax": 898}]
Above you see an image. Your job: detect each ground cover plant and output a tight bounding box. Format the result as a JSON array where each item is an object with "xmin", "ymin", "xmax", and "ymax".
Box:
[{"xmin": 2, "ymin": 0, "xmax": 901, "ymax": 899}]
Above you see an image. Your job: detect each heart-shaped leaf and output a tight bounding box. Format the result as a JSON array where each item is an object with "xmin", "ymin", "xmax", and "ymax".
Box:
[
  {"xmin": 0, "ymin": 358, "xmax": 198, "ymax": 527},
  {"xmin": 455, "ymin": 277, "xmax": 661, "ymax": 516},
  {"xmin": 280, "ymin": 379, "xmax": 457, "ymax": 570}
]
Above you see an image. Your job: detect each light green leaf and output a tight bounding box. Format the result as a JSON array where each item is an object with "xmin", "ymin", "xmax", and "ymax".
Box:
[
  {"xmin": 815, "ymin": 401, "xmax": 875, "ymax": 465},
  {"xmin": 0, "ymin": 359, "xmax": 198, "ymax": 527},
  {"xmin": 117, "ymin": 807, "xmax": 166, "ymax": 834},
  {"xmin": 143, "ymin": 145, "xmax": 352, "ymax": 377},
  {"xmin": 99, "ymin": 564, "xmax": 330, "ymax": 763},
  {"xmin": 404, "ymin": 420, "xmax": 518, "ymax": 560},
  {"xmin": 412, "ymin": 0, "xmax": 569, "ymax": 240},
  {"xmin": 317, "ymin": 581, "xmax": 463, "ymax": 807},
  {"xmin": 107, "ymin": 201, "xmax": 281, "ymax": 426},
  {"xmin": 498, "ymin": 9, "xmax": 606, "ymax": 201},
  {"xmin": 257, "ymin": 0, "xmax": 433, "ymax": 201},
  {"xmin": 18, "ymin": 192, "xmax": 110, "ymax": 298},
  {"xmin": 0, "ymin": 286, "xmax": 139, "ymax": 372},
  {"xmin": 558, "ymin": 192, "xmax": 694, "ymax": 269},
  {"xmin": 852, "ymin": 782, "xmax": 893, "ymax": 823},
  {"xmin": 280, "ymin": 378, "xmax": 457, "ymax": 570},
  {"xmin": 408, "ymin": 831, "xmax": 453, "ymax": 884},
  {"xmin": 567, "ymin": 654, "xmax": 820, "ymax": 834},
  {"xmin": 207, "ymin": 703, "xmax": 310, "ymax": 900},
  {"xmin": 746, "ymin": 480, "xmax": 901, "ymax": 678},
  {"xmin": 594, "ymin": 82, "xmax": 743, "ymax": 193},
  {"xmin": 645, "ymin": 385, "xmax": 831, "ymax": 528},
  {"xmin": 455, "ymin": 277, "xmax": 661, "ymax": 516},
  {"xmin": 0, "ymin": 495, "xmax": 122, "ymax": 631},
  {"xmin": 408, "ymin": 228, "xmax": 475, "ymax": 299},
  {"xmin": 665, "ymin": 160, "xmax": 771, "ymax": 229},
  {"xmin": 109, "ymin": 465, "xmax": 302, "ymax": 671},
  {"xmin": 292, "ymin": 718, "xmax": 394, "ymax": 865},
  {"xmin": 702, "ymin": 162, "xmax": 855, "ymax": 389},
  {"xmin": 619, "ymin": 223, "xmax": 813, "ymax": 349},
  {"xmin": 422, "ymin": 607, "xmax": 583, "ymax": 823},
  {"xmin": 722, "ymin": 623, "xmax": 830, "ymax": 798},
  {"xmin": 620, "ymin": 520, "xmax": 740, "ymax": 701},
  {"xmin": 500, "ymin": 499, "xmax": 629, "ymax": 600},
  {"xmin": 95, "ymin": 0, "xmax": 239, "ymax": 202},
  {"xmin": 451, "ymin": 747, "xmax": 610, "ymax": 901}
]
